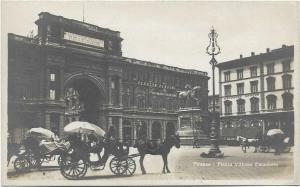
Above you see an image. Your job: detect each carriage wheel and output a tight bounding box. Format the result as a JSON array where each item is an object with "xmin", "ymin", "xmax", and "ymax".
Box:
[
  {"xmin": 110, "ymin": 157, "xmax": 122, "ymax": 175},
  {"xmin": 29, "ymin": 156, "xmax": 41, "ymax": 168},
  {"xmin": 57, "ymin": 155, "xmax": 63, "ymax": 166},
  {"xmin": 14, "ymin": 157, "xmax": 30, "ymax": 173},
  {"xmin": 259, "ymin": 146, "xmax": 270, "ymax": 153},
  {"xmin": 119, "ymin": 157, "xmax": 136, "ymax": 176},
  {"xmin": 109, "ymin": 157, "xmax": 136, "ymax": 176},
  {"xmin": 60, "ymin": 156, "xmax": 88, "ymax": 180}
]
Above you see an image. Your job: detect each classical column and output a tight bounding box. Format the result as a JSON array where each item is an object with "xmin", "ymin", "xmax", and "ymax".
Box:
[
  {"xmin": 60, "ymin": 68, "xmax": 64, "ymax": 101},
  {"xmin": 162, "ymin": 121, "xmax": 166, "ymax": 140},
  {"xmin": 59, "ymin": 114, "xmax": 65, "ymax": 136},
  {"xmin": 119, "ymin": 78, "xmax": 123, "ymax": 107},
  {"xmin": 177, "ymin": 117, "xmax": 181, "ymax": 131},
  {"xmin": 148, "ymin": 120, "xmax": 152, "ymax": 140},
  {"xmin": 46, "ymin": 68, "xmax": 50, "ymax": 99},
  {"xmin": 119, "ymin": 117, "xmax": 123, "ymax": 141},
  {"xmin": 45, "ymin": 113, "xmax": 51, "ymax": 130},
  {"xmin": 108, "ymin": 116, "xmax": 113, "ymax": 130},
  {"xmin": 108, "ymin": 76, "xmax": 112, "ymax": 105},
  {"xmin": 133, "ymin": 122, "xmax": 137, "ymax": 140}
]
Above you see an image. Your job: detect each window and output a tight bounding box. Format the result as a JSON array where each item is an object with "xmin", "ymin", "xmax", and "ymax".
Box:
[
  {"xmin": 266, "ymin": 77, "xmax": 275, "ymax": 91},
  {"xmin": 224, "ymin": 100, "xmax": 232, "ymax": 115},
  {"xmin": 250, "ymin": 97, "xmax": 259, "ymax": 113},
  {"xmin": 266, "ymin": 63, "xmax": 274, "ymax": 75},
  {"xmin": 250, "ymin": 66, "xmax": 257, "ymax": 77},
  {"xmin": 137, "ymin": 96, "xmax": 145, "ymax": 108},
  {"xmin": 282, "ymin": 74, "xmax": 292, "ymax": 89},
  {"xmin": 282, "ymin": 93, "xmax": 293, "ymax": 109},
  {"xmin": 122, "ymin": 94, "xmax": 130, "ymax": 107},
  {"xmin": 237, "ymin": 99, "xmax": 245, "ymax": 114},
  {"xmin": 266, "ymin": 95, "xmax": 277, "ymax": 110},
  {"xmin": 50, "ymin": 89, "xmax": 56, "ymax": 100},
  {"xmin": 224, "ymin": 71, "xmax": 231, "ymax": 82},
  {"xmin": 237, "ymin": 69, "xmax": 243, "ymax": 80},
  {"xmin": 250, "ymin": 81, "xmax": 258, "ymax": 93},
  {"xmin": 282, "ymin": 60, "xmax": 291, "ymax": 72},
  {"xmin": 224, "ymin": 85, "xmax": 231, "ymax": 96},
  {"xmin": 50, "ymin": 73, "xmax": 56, "ymax": 82},
  {"xmin": 237, "ymin": 83, "xmax": 244, "ymax": 95}
]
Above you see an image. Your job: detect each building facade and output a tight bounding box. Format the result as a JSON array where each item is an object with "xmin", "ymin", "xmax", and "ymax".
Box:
[
  {"xmin": 217, "ymin": 46, "xmax": 294, "ymax": 142},
  {"xmin": 8, "ymin": 12, "xmax": 209, "ymax": 144}
]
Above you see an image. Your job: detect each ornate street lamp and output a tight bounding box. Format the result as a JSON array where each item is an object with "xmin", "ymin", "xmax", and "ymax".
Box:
[{"xmin": 201, "ymin": 27, "xmax": 224, "ymax": 158}]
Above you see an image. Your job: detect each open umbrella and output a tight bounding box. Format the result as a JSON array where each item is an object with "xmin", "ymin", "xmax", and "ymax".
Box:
[
  {"xmin": 28, "ymin": 127, "xmax": 55, "ymax": 138},
  {"xmin": 266, "ymin": 129, "xmax": 284, "ymax": 136},
  {"xmin": 64, "ymin": 121, "xmax": 106, "ymax": 137}
]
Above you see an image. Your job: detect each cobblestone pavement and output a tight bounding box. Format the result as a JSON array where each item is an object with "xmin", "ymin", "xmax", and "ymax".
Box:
[{"xmin": 6, "ymin": 146, "xmax": 293, "ymax": 183}]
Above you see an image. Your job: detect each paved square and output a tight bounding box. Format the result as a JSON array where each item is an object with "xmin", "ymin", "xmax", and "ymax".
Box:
[{"xmin": 6, "ymin": 146, "xmax": 293, "ymax": 181}]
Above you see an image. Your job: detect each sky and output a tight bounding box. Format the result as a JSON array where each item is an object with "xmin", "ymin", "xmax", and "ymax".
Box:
[{"xmin": 1, "ymin": 1, "xmax": 299, "ymax": 94}]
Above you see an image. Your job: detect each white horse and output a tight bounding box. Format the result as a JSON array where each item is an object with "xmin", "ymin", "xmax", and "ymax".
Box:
[{"xmin": 236, "ymin": 136, "xmax": 260, "ymax": 153}]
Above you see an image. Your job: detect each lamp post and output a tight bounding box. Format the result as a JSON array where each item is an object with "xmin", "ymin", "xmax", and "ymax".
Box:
[{"xmin": 201, "ymin": 27, "xmax": 224, "ymax": 158}]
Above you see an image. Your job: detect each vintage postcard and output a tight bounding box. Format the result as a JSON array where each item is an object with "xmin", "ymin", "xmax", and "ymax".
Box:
[{"xmin": 1, "ymin": 1, "xmax": 299, "ymax": 186}]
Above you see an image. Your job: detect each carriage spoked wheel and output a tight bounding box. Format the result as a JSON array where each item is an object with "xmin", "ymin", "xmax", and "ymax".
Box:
[
  {"xmin": 14, "ymin": 156, "xmax": 30, "ymax": 173},
  {"xmin": 109, "ymin": 157, "xmax": 136, "ymax": 176},
  {"xmin": 28, "ymin": 156, "xmax": 42, "ymax": 168},
  {"xmin": 259, "ymin": 145, "xmax": 270, "ymax": 153},
  {"xmin": 57, "ymin": 155, "xmax": 63, "ymax": 166},
  {"xmin": 60, "ymin": 156, "xmax": 88, "ymax": 180}
]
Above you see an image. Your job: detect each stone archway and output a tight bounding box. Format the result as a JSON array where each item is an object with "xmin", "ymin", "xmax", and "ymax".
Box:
[
  {"xmin": 123, "ymin": 120, "xmax": 132, "ymax": 142},
  {"xmin": 166, "ymin": 122, "xmax": 175, "ymax": 138},
  {"xmin": 64, "ymin": 73, "xmax": 106, "ymax": 128},
  {"xmin": 152, "ymin": 121, "xmax": 161, "ymax": 140}
]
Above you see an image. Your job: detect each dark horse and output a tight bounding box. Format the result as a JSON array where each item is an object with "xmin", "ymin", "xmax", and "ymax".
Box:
[{"xmin": 134, "ymin": 135, "xmax": 180, "ymax": 174}]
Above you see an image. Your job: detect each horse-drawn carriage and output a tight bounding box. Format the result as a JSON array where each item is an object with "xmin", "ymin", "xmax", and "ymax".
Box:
[
  {"xmin": 237, "ymin": 129, "xmax": 291, "ymax": 154},
  {"xmin": 12, "ymin": 128, "xmax": 70, "ymax": 173},
  {"xmin": 58, "ymin": 121, "xmax": 137, "ymax": 180}
]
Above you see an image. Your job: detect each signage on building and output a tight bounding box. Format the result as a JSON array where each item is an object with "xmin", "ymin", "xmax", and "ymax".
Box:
[{"xmin": 64, "ymin": 32, "xmax": 105, "ymax": 48}]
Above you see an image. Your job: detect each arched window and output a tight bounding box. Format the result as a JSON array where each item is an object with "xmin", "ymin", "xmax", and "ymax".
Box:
[
  {"xmin": 122, "ymin": 94, "xmax": 130, "ymax": 107},
  {"xmin": 111, "ymin": 76, "xmax": 120, "ymax": 105},
  {"xmin": 266, "ymin": 94, "xmax": 277, "ymax": 110},
  {"xmin": 237, "ymin": 99, "xmax": 245, "ymax": 114},
  {"xmin": 266, "ymin": 77, "xmax": 276, "ymax": 91},
  {"xmin": 224, "ymin": 100, "xmax": 232, "ymax": 115},
  {"xmin": 137, "ymin": 96, "xmax": 145, "ymax": 109},
  {"xmin": 282, "ymin": 92, "xmax": 293, "ymax": 109},
  {"xmin": 250, "ymin": 97, "xmax": 259, "ymax": 113},
  {"xmin": 282, "ymin": 74, "xmax": 292, "ymax": 89}
]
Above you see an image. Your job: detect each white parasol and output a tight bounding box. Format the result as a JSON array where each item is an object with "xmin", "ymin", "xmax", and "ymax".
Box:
[
  {"xmin": 266, "ymin": 129, "xmax": 284, "ymax": 136},
  {"xmin": 28, "ymin": 127, "xmax": 55, "ymax": 138},
  {"xmin": 64, "ymin": 121, "xmax": 106, "ymax": 137}
]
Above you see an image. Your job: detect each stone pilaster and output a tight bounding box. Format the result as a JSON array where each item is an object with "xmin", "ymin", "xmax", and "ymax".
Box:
[
  {"xmin": 162, "ymin": 121, "xmax": 166, "ymax": 140},
  {"xmin": 46, "ymin": 68, "xmax": 50, "ymax": 99},
  {"xmin": 148, "ymin": 120, "xmax": 152, "ymax": 140},
  {"xmin": 133, "ymin": 123, "xmax": 137, "ymax": 140},
  {"xmin": 60, "ymin": 69, "xmax": 64, "ymax": 100},
  {"xmin": 108, "ymin": 116, "xmax": 113, "ymax": 129},
  {"xmin": 118, "ymin": 117, "xmax": 123, "ymax": 141},
  {"xmin": 45, "ymin": 113, "xmax": 51, "ymax": 130},
  {"xmin": 108, "ymin": 76, "xmax": 112, "ymax": 105},
  {"xmin": 119, "ymin": 78, "xmax": 123, "ymax": 107},
  {"xmin": 59, "ymin": 114, "xmax": 65, "ymax": 136}
]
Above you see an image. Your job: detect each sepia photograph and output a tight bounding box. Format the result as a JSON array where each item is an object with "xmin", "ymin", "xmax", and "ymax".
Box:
[{"xmin": 1, "ymin": 1, "xmax": 299, "ymax": 186}]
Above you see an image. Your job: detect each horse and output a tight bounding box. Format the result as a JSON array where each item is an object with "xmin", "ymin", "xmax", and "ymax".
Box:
[
  {"xmin": 236, "ymin": 136, "xmax": 259, "ymax": 153},
  {"xmin": 178, "ymin": 85, "xmax": 202, "ymax": 107},
  {"xmin": 134, "ymin": 134, "xmax": 180, "ymax": 174}
]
